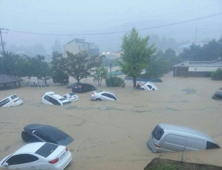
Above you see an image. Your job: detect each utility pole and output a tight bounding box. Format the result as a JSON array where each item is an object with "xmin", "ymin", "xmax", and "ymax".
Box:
[{"xmin": 0, "ymin": 28, "xmax": 5, "ymax": 53}]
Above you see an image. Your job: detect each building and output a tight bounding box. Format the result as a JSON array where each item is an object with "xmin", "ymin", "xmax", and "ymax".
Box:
[
  {"xmin": 0, "ymin": 74, "xmax": 22, "ymax": 89},
  {"xmin": 173, "ymin": 58, "xmax": 222, "ymax": 77},
  {"xmin": 63, "ymin": 38, "xmax": 99, "ymax": 57}
]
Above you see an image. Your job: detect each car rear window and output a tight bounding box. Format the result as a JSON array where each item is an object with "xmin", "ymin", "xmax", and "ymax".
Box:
[
  {"xmin": 35, "ymin": 143, "xmax": 58, "ymax": 158},
  {"xmin": 152, "ymin": 125, "xmax": 164, "ymax": 140}
]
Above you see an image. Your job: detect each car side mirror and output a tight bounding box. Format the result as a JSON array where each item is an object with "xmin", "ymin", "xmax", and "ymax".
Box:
[{"xmin": 3, "ymin": 163, "xmax": 9, "ymax": 167}]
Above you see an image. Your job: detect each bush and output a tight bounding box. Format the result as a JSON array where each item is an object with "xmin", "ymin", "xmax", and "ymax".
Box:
[
  {"xmin": 52, "ymin": 71, "xmax": 69, "ymax": 85},
  {"xmin": 106, "ymin": 76, "xmax": 124, "ymax": 87},
  {"xmin": 155, "ymin": 164, "xmax": 176, "ymax": 170},
  {"xmin": 211, "ymin": 69, "xmax": 222, "ymax": 80}
]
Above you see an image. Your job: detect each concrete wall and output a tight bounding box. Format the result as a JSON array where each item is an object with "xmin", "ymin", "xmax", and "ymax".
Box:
[{"xmin": 173, "ymin": 67, "xmax": 212, "ymax": 77}]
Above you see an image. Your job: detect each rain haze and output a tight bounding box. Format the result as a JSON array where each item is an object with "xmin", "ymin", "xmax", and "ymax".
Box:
[
  {"xmin": 0, "ymin": 0, "xmax": 222, "ymax": 54},
  {"xmin": 1, "ymin": 1, "xmax": 222, "ymax": 170}
]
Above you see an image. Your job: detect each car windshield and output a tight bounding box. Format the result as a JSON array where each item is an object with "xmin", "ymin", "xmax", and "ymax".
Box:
[{"xmin": 11, "ymin": 95, "xmax": 18, "ymax": 99}]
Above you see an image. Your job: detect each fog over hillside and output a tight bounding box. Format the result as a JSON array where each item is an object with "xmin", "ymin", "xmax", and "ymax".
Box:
[{"xmin": 0, "ymin": 0, "xmax": 221, "ymax": 55}]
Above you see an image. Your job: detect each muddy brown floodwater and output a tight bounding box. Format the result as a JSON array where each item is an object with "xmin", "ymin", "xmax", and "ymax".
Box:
[{"xmin": 0, "ymin": 72, "xmax": 222, "ymax": 170}]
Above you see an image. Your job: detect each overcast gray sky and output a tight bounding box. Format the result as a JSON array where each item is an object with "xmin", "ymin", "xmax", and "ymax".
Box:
[{"xmin": 0, "ymin": 0, "xmax": 222, "ymax": 52}]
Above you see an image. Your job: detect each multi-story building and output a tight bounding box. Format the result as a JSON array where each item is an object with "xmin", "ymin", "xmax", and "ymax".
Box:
[{"xmin": 63, "ymin": 38, "xmax": 99, "ymax": 57}]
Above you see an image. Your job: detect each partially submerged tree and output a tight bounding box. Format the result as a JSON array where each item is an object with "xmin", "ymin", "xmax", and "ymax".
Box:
[
  {"xmin": 51, "ymin": 52, "xmax": 69, "ymax": 85},
  {"xmin": 92, "ymin": 66, "xmax": 108, "ymax": 86},
  {"xmin": 27, "ymin": 55, "xmax": 51, "ymax": 84},
  {"xmin": 118, "ymin": 27, "xmax": 155, "ymax": 87},
  {"xmin": 66, "ymin": 51, "xmax": 104, "ymax": 82}
]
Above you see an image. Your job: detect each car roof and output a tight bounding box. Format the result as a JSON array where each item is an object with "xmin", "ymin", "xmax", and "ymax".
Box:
[
  {"xmin": 216, "ymin": 90, "xmax": 222, "ymax": 94},
  {"xmin": 75, "ymin": 82, "xmax": 92, "ymax": 86},
  {"xmin": 0, "ymin": 94, "xmax": 18, "ymax": 101},
  {"xmin": 160, "ymin": 124, "xmax": 215, "ymax": 142},
  {"xmin": 44, "ymin": 91, "xmax": 65, "ymax": 100},
  {"xmin": 45, "ymin": 91, "xmax": 55, "ymax": 95},
  {"xmin": 13, "ymin": 142, "xmax": 46, "ymax": 155},
  {"xmin": 95, "ymin": 91, "xmax": 115, "ymax": 95},
  {"xmin": 145, "ymin": 82, "xmax": 156, "ymax": 86},
  {"xmin": 24, "ymin": 124, "xmax": 73, "ymax": 143}
]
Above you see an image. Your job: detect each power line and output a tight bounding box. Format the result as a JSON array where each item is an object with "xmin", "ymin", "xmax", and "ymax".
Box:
[{"xmin": 2, "ymin": 12, "xmax": 222, "ymax": 36}]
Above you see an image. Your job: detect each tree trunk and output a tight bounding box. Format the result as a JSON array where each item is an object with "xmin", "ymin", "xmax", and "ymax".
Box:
[{"xmin": 133, "ymin": 76, "xmax": 136, "ymax": 88}]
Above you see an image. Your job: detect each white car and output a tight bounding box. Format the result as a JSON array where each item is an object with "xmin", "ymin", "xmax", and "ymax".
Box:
[
  {"xmin": 91, "ymin": 91, "xmax": 118, "ymax": 101},
  {"xmin": 0, "ymin": 95, "xmax": 23, "ymax": 107},
  {"xmin": 42, "ymin": 91, "xmax": 71, "ymax": 106},
  {"xmin": 63, "ymin": 93, "xmax": 79, "ymax": 102},
  {"xmin": 0, "ymin": 142, "xmax": 72, "ymax": 170},
  {"xmin": 140, "ymin": 82, "xmax": 158, "ymax": 91}
]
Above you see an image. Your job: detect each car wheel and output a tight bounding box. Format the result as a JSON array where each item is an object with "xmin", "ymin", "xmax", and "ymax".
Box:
[
  {"xmin": 141, "ymin": 88, "xmax": 145, "ymax": 90},
  {"xmin": 96, "ymin": 98, "xmax": 102, "ymax": 101}
]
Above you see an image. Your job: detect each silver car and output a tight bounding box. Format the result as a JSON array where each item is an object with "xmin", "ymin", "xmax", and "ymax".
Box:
[
  {"xmin": 147, "ymin": 124, "xmax": 220, "ymax": 153},
  {"xmin": 91, "ymin": 91, "xmax": 118, "ymax": 101}
]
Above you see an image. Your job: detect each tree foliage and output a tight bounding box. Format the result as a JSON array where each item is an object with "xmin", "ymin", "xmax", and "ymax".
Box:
[
  {"xmin": 0, "ymin": 51, "xmax": 51, "ymax": 84},
  {"xmin": 66, "ymin": 51, "xmax": 104, "ymax": 82},
  {"xmin": 51, "ymin": 52, "xmax": 69, "ymax": 85},
  {"xmin": 211, "ymin": 69, "xmax": 222, "ymax": 80},
  {"xmin": 180, "ymin": 38, "xmax": 222, "ymax": 61},
  {"xmin": 106, "ymin": 76, "xmax": 124, "ymax": 87},
  {"xmin": 118, "ymin": 27, "xmax": 155, "ymax": 87},
  {"xmin": 142, "ymin": 49, "xmax": 182, "ymax": 78},
  {"xmin": 92, "ymin": 66, "xmax": 108, "ymax": 86}
]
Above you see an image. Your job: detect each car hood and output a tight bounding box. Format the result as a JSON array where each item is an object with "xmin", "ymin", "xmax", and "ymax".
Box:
[{"xmin": 24, "ymin": 124, "xmax": 74, "ymax": 146}]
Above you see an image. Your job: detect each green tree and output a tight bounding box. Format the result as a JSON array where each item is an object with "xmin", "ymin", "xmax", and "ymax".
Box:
[
  {"xmin": 66, "ymin": 51, "xmax": 104, "ymax": 82},
  {"xmin": 51, "ymin": 52, "xmax": 69, "ymax": 85},
  {"xmin": 118, "ymin": 27, "xmax": 155, "ymax": 87},
  {"xmin": 27, "ymin": 55, "xmax": 51, "ymax": 84},
  {"xmin": 92, "ymin": 66, "xmax": 108, "ymax": 86},
  {"xmin": 52, "ymin": 71, "xmax": 69, "ymax": 85},
  {"xmin": 0, "ymin": 51, "xmax": 21, "ymax": 76},
  {"xmin": 211, "ymin": 68, "xmax": 222, "ymax": 80},
  {"xmin": 180, "ymin": 38, "xmax": 222, "ymax": 61}
]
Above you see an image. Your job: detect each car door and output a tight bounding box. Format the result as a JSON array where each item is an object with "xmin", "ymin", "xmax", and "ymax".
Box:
[
  {"xmin": 161, "ymin": 134, "xmax": 187, "ymax": 152},
  {"xmin": 6, "ymin": 154, "xmax": 39, "ymax": 170},
  {"xmin": 101, "ymin": 93, "xmax": 110, "ymax": 101},
  {"xmin": 106, "ymin": 94, "xmax": 117, "ymax": 101},
  {"xmin": 101, "ymin": 93, "xmax": 116, "ymax": 101}
]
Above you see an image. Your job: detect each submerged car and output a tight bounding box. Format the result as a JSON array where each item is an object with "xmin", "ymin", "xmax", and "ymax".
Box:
[
  {"xmin": 72, "ymin": 83, "xmax": 96, "ymax": 93},
  {"xmin": 64, "ymin": 93, "xmax": 79, "ymax": 102},
  {"xmin": 21, "ymin": 124, "xmax": 74, "ymax": 146},
  {"xmin": 147, "ymin": 124, "xmax": 220, "ymax": 153},
  {"xmin": 212, "ymin": 90, "xmax": 222, "ymax": 100},
  {"xmin": 42, "ymin": 91, "xmax": 71, "ymax": 106},
  {"xmin": 140, "ymin": 82, "xmax": 158, "ymax": 91},
  {"xmin": 0, "ymin": 142, "xmax": 72, "ymax": 170},
  {"xmin": 91, "ymin": 91, "xmax": 118, "ymax": 101},
  {"xmin": 0, "ymin": 94, "xmax": 23, "ymax": 107}
]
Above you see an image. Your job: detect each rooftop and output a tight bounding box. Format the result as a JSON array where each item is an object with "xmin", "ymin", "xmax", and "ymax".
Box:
[
  {"xmin": 65, "ymin": 38, "xmax": 93, "ymax": 46},
  {"xmin": 174, "ymin": 58, "xmax": 222, "ymax": 67}
]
